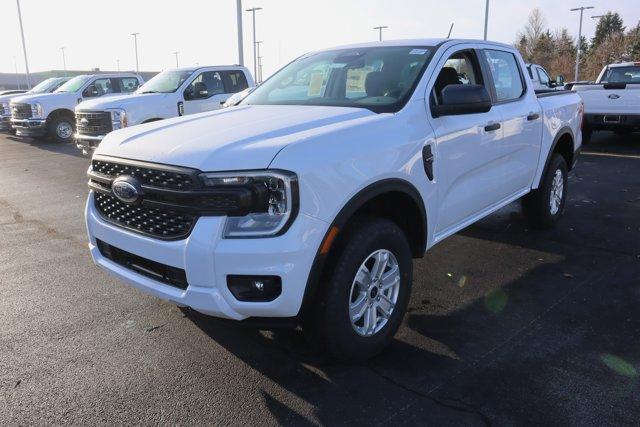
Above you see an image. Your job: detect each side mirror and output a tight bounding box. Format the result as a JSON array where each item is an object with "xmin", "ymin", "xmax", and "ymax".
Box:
[
  {"xmin": 555, "ymin": 75, "xmax": 565, "ymax": 86},
  {"xmin": 432, "ymin": 84, "xmax": 492, "ymax": 117},
  {"xmin": 83, "ymin": 85, "xmax": 99, "ymax": 97}
]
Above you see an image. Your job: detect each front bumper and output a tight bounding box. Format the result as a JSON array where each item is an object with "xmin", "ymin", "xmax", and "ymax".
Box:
[
  {"xmin": 11, "ymin": 118, "xmax": 47, "ymax": 137},
  {"xmin": 584, "ymin": 113, "xmax": 640, "ymax": 131},
  {"xmin": 75, "ymin": 134, "xmax": 104, "ymax": 155},
  {"xmin": 85, "ymin": 191, "xmax": 328, "ymax": 320}
]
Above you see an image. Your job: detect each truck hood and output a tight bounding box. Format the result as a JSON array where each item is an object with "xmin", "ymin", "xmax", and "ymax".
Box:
[
  {"xmin": 10, "ymin": 92, "xmax": 78, "ymax": 111},
  {"xmin": 95, "ymin": 105, "xmax": 378, "ymax": 171},
  {"xmin": 77, "ymin": 92, "xmax": 163, "ymax": 111}
]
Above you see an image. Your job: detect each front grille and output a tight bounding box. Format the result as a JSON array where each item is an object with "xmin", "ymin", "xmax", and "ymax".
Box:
[
  {"xmin": 96, "ymin": 239, "xmax": 188, "ymax": 289},
  {"xmin": 76, "ymin": 111, "xmax": 112, "ymax": 136},
  {"xmin": 95, "ymin": 192, "xmax": 196, "ymax": 239},
  {"xmin": 12, "ymin": 103, "xmax": 32, "ymax": 119},
  {"xmin": 92, "ymin": 159, "xmax": 196, "ymax": 191}
]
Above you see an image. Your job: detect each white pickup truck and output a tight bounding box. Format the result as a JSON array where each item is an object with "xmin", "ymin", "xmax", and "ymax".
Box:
[
  {"xmin": 1, "ymin": 77, "xmax": 70, "ymax": 132},
  {"xmin": 74, "ymin": 66, "xmax": 253, "ymax": 155},
  {"xmin": 85, "ymin": 39, "xmax": 582, "ymax": 361},
  {"xmin": 571, "ymin": 62, "xmax": 640, "ymax": 143},
  {"xmin": 10, "ymin": 73, "xmax": 143, "ymax": 143},
  {"xmin": 526, "ymin": 63, "xmax": 565, "ymax": 92}
]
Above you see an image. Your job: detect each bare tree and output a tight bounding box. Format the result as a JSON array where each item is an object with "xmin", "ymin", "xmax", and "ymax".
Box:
[{"xmin": 517, "ymin": 8, "xmax": 547, "ymax": 60}]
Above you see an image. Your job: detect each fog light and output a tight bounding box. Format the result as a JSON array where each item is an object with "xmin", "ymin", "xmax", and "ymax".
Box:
[{"xmin": 227, "ymin": 275, "xmax": 281, "ymax": 302}]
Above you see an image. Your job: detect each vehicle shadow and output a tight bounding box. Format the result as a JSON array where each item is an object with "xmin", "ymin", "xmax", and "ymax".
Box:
[{"xmin": 4, "ymin": 134, "xmax": 87, "ymax": 159}]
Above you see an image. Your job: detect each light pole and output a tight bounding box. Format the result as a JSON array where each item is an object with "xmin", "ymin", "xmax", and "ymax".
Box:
[
  {"xmin": 116, "ymin": 59, "xmax": 120, "ymax": 72},
  {"xmin": 570, "ymin": 6, "xmax": 594, "ymax": 81},
  {"xmin": 13, "ymin": 56, "xmax": 20, "ymax": 90},
  {"xmin": 173, "ymin": 51, "xmax": 180, "ymax": 68},
  {"xmin": 256, "ymin": 41, "xmax": 263, "ymax": 82},
  {"xmin": 236, "ymin": 0, "xmax": 244, "ymax": 66},
  {"xmin": 131, "ymin": 32, "xmax": 140, "ymax": 73},
  {"xmin": 373, "ymin": 25, "xmax": 388, "ymax": 41},
  {"xmin": 245, "ymin": 7, "xmax": 262, "ymax": 81},
  {"xmin": 16, "ymin": 0, "xmax": 31, "ymax": 88},
  {"xmin": 483, "ymin": 0, "xmax": 490, "ymax": 40},
  {"xmin": 447, "ymin": 23, "xmax": 454, "ymax": 38},
  {"xmin": 60, "ymin": 47, "xmax": 67, "ymax": 75}
]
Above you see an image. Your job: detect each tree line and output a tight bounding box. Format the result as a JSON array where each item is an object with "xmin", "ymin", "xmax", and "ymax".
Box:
[{"xmin": 515, "ymin": 9, "xmax": 640, "ymax": 81}]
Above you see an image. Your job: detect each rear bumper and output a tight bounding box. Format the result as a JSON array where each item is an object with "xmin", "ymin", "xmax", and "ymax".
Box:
[
  {"xmin": 75, "ymin": 134, "xmax": 105, "ymax": 154},
  {"xmin": 12, "ymin": 118, "xmax": 47, "ymax": 137},
  {"xmin": 584, "ymin": 113, "xmax": 640, "ymax": 131}
]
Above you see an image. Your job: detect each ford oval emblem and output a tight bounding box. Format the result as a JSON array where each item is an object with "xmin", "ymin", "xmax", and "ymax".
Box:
[
  {"xmin": 608, "ymin": 94, "xmax": 620, "ymax": 99},
  {"xmin": 80, "ymin": 117, "xmax": 89, "ymax": 126},
  {"xmin": 112, "ymin": 177, "xmax": 141, "ymax": 204}
]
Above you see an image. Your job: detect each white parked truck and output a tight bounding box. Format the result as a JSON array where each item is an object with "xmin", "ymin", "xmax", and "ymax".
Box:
[
  {"xmin": 1, "ymin": 77, "xmax": 70, "ymax": 132},
  {"xmin": 526, "ymin": 63, "xmax": 565, "ymax": 92},
  {"xmin": 85, "ymin": 39, "xmax": 583, "ymax": 361},
  {"xmin": 74, "ymin": 66, "xmax": 253, "ymax": 154},
  {"xmin": 571, "ymin": 62, "xmax": 640, "ymax": 143},
  {"xmin": 10, "ymin": 73, "xmax": 143, "ymax": 143}
]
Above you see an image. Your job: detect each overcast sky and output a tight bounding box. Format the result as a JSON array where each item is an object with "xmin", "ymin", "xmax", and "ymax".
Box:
[{"xmin": 1, "ymin": 0, "xmax": 638, "ymax": 78}]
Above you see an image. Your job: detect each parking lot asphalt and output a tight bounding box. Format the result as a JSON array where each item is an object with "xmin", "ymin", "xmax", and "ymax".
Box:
[{"xmin": 1, "ymin": 132, "xmax": 639, "ymax": 425}]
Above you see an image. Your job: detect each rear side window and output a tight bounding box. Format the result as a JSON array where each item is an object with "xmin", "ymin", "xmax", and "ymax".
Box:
[
  {"xmin": 117, "ymin": 77, "xmax": 140, "ymax": 93},
  {"xmin": 222, "ymin": 71, "xmax": 249, "ymax": 93},
  {"xmin": 483, "ymin": 49, "xmax": 525, "ymax": 102}
]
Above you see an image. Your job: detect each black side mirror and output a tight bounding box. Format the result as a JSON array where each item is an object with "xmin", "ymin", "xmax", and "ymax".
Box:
[
  {"xmin": 432, "ymin": 84, "xmax": 492, "ymax": 117},
  {"xmin": 83, "ymin": 85, "xmax": 99, "ymax": 97}
]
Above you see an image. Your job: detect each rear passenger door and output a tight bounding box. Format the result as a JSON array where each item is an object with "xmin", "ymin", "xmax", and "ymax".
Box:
[
  {"xmin": 482, "ymin": 49, "xmax": 542, "ymax": 197},
  {"xmin": 428, "ymin": 46, "xmax": 504, "ymax": 236}
]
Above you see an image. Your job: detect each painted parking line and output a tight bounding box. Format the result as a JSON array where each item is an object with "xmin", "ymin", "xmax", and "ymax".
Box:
[{"xmin": 582, "ymin": 151, "xmax": 640, "ymax": 160}]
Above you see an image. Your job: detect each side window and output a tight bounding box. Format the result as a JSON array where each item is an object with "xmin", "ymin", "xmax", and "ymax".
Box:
[
  {"xmin": 536, "ymin": 67, "xmax": 550, "ymax": 86},
  {"xmin": 483, "ymin": 49, "xmax": 525, "ymax": 102},
  {"xmin": 83, "ymin": 78, "xmax": 114, "ymax": 97},
  {"xmin": 222, "ymin": 71, "xmax": 249, "ymax": 94},
  {"xmin": 187, "ymin": 71, "xmax": 225, "ymax": 99},
  {"xmin": 117, "ymin": 77, "xmax": 140, "ymax": 93},
  {"xmin": 432, "ymin": 50, "xmax": 482, "ymax": 104}
]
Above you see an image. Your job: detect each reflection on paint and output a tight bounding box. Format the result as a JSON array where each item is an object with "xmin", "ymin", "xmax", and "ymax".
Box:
[{"xmin": 484, "ymin": 289, "xmax": 508, "ymax": 314}]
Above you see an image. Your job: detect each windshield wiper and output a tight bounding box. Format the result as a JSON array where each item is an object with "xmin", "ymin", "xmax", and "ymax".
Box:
[{"xmin": 140, "ymin": 90, "xmax": 159, "ymax": 94}]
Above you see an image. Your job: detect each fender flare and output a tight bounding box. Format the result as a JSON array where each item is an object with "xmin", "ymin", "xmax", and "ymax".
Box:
[
  {"xmin": 298, "ymin": 178, "xmax": 427, "ymax": 318},
  {"xmin": 536, "ymin": 126, "xmax": 575, "ymax": 187}
]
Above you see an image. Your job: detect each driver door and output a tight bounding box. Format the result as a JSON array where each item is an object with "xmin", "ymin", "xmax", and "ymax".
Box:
[{"xmin": 182, "ymin": 71, "xmax": 228, "ymax": 115}]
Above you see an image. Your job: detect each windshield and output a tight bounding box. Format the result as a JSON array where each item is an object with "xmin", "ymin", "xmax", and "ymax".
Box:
[
  {"xmin": 240, "ymin": 46, "xmax": 434, "ymax": 113},
  {"xmin": 29, "ymin": 78, "xmax": 67, "ymax": 94},
  {"xmin": 601, "ymin": 66, "xmax": 640, "ymax": 84},
  {"xmin": 136, "ymin": 69, "xmax": 194, "ymax": 94},
  {"xmin": 55, "ymin": 76, "xmax": 91, "ymax": 93}
]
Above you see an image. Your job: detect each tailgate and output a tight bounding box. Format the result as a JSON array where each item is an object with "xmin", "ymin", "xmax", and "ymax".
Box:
[{"xmin": 575, "ymin": 85, "xmax": 640, "ymax": 114}]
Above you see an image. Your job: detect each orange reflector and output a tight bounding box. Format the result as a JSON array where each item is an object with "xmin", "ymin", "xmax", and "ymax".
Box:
[{"xmin": 320, "ymin": 226, "xmax": 340, "ymax": 255}]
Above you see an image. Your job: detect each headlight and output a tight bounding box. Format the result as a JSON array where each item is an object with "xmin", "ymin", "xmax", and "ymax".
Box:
[
  {"xmin": 200, "ymin": 170, "xmax": 299, "ymax": 238},
  {"xmin": 109, "ymin": 109, "xmax": 127, "ymax": 129},
  {"xmin": 31, "ymin": 103, "xmax": 43, "ymax": 118}
]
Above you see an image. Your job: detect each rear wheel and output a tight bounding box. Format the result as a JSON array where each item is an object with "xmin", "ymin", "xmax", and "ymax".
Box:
[
  {"xmin": 48, "ymin": 115, "xmax": 74, "ymax": 143},
  {"xmin": 306, "ymin": 217, "xmax": 413, "ymax": 362},
  {"xmin": 522, "ymin": 154, "xmax": 568, "ymax": 229}
]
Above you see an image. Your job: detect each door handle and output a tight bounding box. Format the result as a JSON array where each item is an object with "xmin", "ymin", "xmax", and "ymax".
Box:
[
  {"xmin": 527, "ymin": 113, "xmax": 540, "ymax": 121},
  {"xmin": 484, "ymin": 123, "xmax": 501, "ymax": 132}
]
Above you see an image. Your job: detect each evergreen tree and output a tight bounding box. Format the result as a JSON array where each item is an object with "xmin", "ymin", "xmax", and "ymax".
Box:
[{"xmin": 592, "ymin": 12, "xmax": 625, "ymax": 48}]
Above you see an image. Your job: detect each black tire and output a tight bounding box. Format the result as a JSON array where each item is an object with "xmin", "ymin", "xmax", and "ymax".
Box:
[
  {"xmin": 306, "ymin": 217, "xmax": 413, "ymax": 362},
  {"xmin": 522, "ymin": 154, "xmax": 568, "ymax": 229},
  {"xmin": 582, "ymin": 128, "xmax": 592, "ymax": 145},
  {"xmin": 48, "ymin": 115, "xmax": 75, "ymax": 143}
]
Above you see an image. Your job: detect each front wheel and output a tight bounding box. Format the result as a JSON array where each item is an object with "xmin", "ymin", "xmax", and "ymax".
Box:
[
  {"xmin": 522, "ymin": 154, "xmax": 568, "ymax": 229},
  {"xmin": 48, "ymin": 115, "xmax": 75, "ymax": 143},
  {"xmin": 306, "ymin": 217, "xmax": 413, "ymax": 362}
]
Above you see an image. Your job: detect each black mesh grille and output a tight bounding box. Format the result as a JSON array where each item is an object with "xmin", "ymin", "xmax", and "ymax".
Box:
[
  {"xmin": 77, "ymin": 111, "xmax": 112, "ymax": 136},
  {"xmin": 12, "ymin": 103, "xmax": 32, "ymax": 119},
  {"xmin": 92, "ymin": 159, "xmax": 195, "ymax": 191},
  {"xmin": 95, "ymin": 192, "xmax": 196, "ymax": 239}
]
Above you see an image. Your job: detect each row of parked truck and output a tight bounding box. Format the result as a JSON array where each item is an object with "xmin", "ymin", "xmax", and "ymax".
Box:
[
  {"xmin": 0, "ymin": 65, "xmax": 254, "ymax": 153},
  {"xmin": 1, "ymin": 60, "xmax": 638, "ymax": 153}
]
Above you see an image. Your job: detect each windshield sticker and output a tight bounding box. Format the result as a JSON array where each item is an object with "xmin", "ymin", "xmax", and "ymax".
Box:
[
  {"xmin": 308, "ymin": 72, "xmax": 325, "ymax": 97},
  {"xmin": 410, "ymin": 49, "xmax": 428, "ymax": 55}
]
